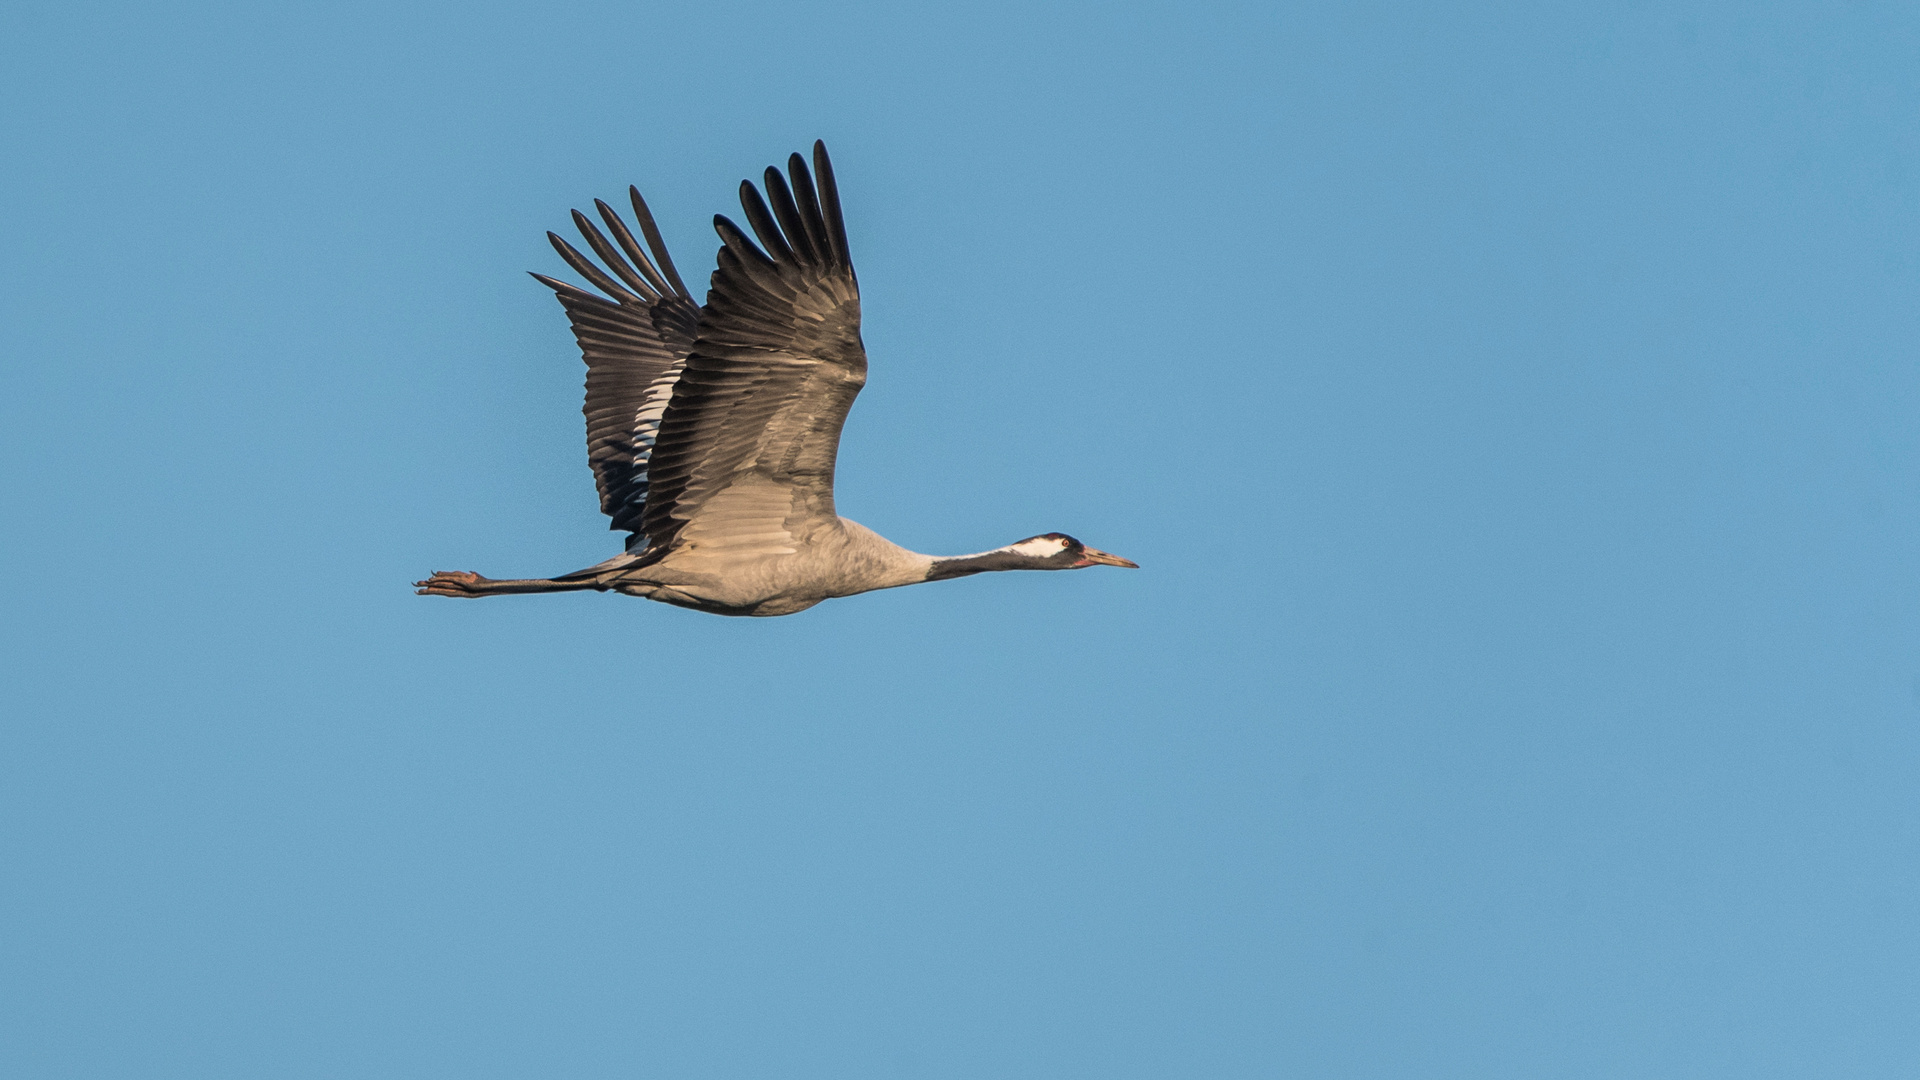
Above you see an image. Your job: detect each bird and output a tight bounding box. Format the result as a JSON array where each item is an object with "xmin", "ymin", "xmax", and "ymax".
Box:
[{"xmin": 416, "ymin": 141, "xmax": 1135, "ymax": 616}]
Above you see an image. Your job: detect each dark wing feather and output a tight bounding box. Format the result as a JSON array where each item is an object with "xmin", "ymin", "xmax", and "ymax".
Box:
[
  {"xmin": 532, "ymin": 188, "xmax": 700, "ymax": 544},
  {"xmin": 639, "ymin": 141, "xmax": 864, "ymax": 555}
]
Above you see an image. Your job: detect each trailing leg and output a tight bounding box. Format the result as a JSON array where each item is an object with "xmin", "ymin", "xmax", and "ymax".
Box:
[{"xmin": 414, "ymin": 570, "xmax": 606, "ymax": 598}]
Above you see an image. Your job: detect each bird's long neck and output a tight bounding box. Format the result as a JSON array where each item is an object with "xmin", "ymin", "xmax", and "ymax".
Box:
[
  {"xmin": 833, "ymin": 522, "xmax": 1041, "ymax": 589},
  {"xmin": 924, "ymin": 547, "xmax": 1035, "ymax": 581}
]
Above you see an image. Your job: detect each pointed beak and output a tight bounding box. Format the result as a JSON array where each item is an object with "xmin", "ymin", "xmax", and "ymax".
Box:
[{"xmin": 1077, "ymin": 547, "xmax": 1139, "ymax": 569}]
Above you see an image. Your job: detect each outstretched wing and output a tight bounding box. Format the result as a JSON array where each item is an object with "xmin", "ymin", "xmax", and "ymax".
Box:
[
  {"xmin": 531, "ymin": 188, "xmax": 701, "ymax": 546},
  {"xmin": 638, "ymin": 141, "xmax": 865, "ymax": 557}
]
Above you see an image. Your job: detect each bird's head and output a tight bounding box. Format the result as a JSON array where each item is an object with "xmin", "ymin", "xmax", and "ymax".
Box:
[
  {"xmin": 1005, "ymin": 532, "xmax": 1139, "ymax": 570},
  {"xmin": 923, "ymin": 532, "xmax": 1138, "ymax": 581}
]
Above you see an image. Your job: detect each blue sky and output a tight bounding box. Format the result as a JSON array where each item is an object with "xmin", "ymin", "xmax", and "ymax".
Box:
[{"xmin": 4, "ymin": 2, "xmax": 1918, "ymax": 1077}]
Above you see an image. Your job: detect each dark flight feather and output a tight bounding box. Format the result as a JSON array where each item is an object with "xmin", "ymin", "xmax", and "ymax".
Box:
[{"xmin": 533, "ymin": 197, "xmax": 699, "ymax": 542}]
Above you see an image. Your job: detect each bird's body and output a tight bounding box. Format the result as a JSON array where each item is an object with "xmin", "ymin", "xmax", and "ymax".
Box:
[{"xmin": 418, "ymin": 142, "xmax": 1133, "ymax": 616}]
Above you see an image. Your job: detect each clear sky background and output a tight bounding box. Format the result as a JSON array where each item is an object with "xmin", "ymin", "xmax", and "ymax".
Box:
[{"xmin": 4, "ymin": 2, "xmax": 1917, "ymax": 1077}]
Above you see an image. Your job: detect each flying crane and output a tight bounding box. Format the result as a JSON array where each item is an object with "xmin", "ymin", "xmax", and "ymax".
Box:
[{"xmin": 417, "ymin": 142, "xmax": 1135, "ymax": 616}]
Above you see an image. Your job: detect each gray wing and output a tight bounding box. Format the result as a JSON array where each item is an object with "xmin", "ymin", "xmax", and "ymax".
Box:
[
  {"xmin": 531, "ymin": 188, "xmax": 701, "ymax": 547},
  {"xmin": 638, "ymin": 141, "xmax": 865, "ymax": 559}
]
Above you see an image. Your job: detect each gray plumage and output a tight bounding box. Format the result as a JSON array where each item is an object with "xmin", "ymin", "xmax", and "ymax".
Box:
[{"xmin": 418, "ymin": 141, "xmax": 1134, "ymax": 616}]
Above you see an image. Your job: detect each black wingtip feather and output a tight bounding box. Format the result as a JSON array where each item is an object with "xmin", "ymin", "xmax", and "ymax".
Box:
[
  {"xmin": 629, "ymin": 187, "xmax": 692, "ymax": 299},
  {"xmin": 766, "ymin": 160, "xmax": 822, "ymax": 264},
  {"xmin": 571, "ymin": 208, "xmax": 659, "ymax": 302},
  {"xmin": 529, "ymin": 271, "xmax": 619, "ymax": 309},
  {"xmin": 811, "ymin": 141, "xmax": 851, "ymax": 268},
  {"xmin": 785, "ymin": 153, "xmax": 832, "ymax": 267},
  {"xmin": 737, "ymin": 179, "xmax": 797, "ymax": 265},
  {"xmin": 712, "ymin": 214, "xmax": 773, "ymax": 267},
  {"xmin": 547, "ymin": 231, "xmax": 644, "ymax": 306},
  {"xmin": 592, "ymin": 198, "xmax": 672, "ymax": 299}
]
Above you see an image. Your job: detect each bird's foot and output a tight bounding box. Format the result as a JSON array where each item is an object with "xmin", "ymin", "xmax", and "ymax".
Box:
[{"xmin": 415, "ymin": 570, "xmax": 491, "ymax": 597}]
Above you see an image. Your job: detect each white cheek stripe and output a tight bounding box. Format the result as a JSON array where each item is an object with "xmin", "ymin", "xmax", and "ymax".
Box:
[{"xmin": 1009, "ymin": 537, "xmax": 1068, "ymax": 558}]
